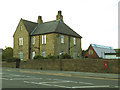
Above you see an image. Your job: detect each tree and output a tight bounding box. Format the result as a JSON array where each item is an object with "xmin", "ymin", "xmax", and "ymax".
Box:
[
  {"xmin": 82, "ymin": 50, "xmax": 87, "ymax": 58},
  {"xmin": 2, "ymin": 47, "xmax": 13, "ymax": 60},
  {"xmin": 114, "ymin": 49, "xmax": 120, "ymax": 53}
]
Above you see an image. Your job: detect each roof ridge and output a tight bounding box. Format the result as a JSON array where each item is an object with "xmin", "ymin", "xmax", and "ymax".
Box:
[
  {"xmin": 22, "ymin": 18, "xmax": 37, "ymax": 24},
  {"xmin": 42, "ymin": 20, "xmax": 57, "ymax": 24},
  {"xmin": 91, "ymin": 44, "xmax": 113, "ymax": 49},
  {"xmin": 54, "ymin": 20, "xmax": 60, "ymax": 32},
  {"xmin": 30, "ymin": 23, "xmax": 39, "ymax": 35}
]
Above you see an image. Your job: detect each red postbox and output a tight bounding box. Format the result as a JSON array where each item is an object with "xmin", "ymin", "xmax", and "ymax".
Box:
[{"xmin": 104, "ymin": 61, "xmax": 108, "ymax": 69}]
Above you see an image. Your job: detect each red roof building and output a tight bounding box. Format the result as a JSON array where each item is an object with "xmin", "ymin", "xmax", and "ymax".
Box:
[{"xmin": 84, "ymin": 44, "xmax": 116, "ymax": 59}]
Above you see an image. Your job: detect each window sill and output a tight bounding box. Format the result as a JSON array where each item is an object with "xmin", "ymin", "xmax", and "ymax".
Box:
[{"xmin": 42, "ymin": 44, "xmax": 46, "ymax": 45}]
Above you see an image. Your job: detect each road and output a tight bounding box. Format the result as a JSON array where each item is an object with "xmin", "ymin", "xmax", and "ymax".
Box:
[{"xmin": 1, "ymin": 67, "xmax": 120, "ymax": 89}]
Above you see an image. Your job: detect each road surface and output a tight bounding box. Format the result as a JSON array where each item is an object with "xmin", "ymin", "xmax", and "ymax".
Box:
[{"xmin": 1, "ymin": 67, "xmax": 120, "ymax": 89}]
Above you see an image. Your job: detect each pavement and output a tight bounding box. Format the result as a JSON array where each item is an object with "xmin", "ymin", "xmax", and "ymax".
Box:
[
  {"xmin": 1, "ymin": 67, "xmax": 120, "ymax": 89},
  {"xmin": 3, "ymin": 67, "xmax": 118, "ymax": 79}
]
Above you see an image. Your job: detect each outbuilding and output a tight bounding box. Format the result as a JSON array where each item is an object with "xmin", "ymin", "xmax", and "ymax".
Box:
[{"xmin": 84, "ymin": 44, "xmax": 116, "ymax": 59}]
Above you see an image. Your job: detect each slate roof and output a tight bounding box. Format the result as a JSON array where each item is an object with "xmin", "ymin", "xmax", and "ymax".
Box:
[
  {"xmin": 91, "ymin": 44, "xmax": 116, "ymax": 58},
  {"xmin": 22, "ymin": 19, "xmax": 38, "ymax": 34},
  {"xmin": 22, "ymin": 19, "xmax": 82, "ymax": 38}
]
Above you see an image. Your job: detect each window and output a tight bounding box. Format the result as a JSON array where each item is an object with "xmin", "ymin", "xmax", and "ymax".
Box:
[
  {"xmin": 42, "ymin": 35, "xmax": 46, "ymax": 44},
  {"xmin": 61, "ymin": 35, "xmax": 64, "ymax": 43},
  {"xmin": 32, "ymin": 36, "xmax": 35, "ymax": 45},
  {"xmin": 20, "ymin": 25, "xmax": 22, "ymax": 31},
  {"xmin": 41, "ymin": 51, "xmax": 46, "ymax": 57},
  {"xmin": 18, "ymin": 51, "xmax": 23, "ymax": 60},
  {"xmin": 32, "ymin": 51, "xmax": 35, "ymax": 59},
  {"xmin": 19, "ymin": 38, "xmax": 23, "ymax": 46},
  {"xmin": 73, "ymin": 37, "xmax": 76, "ymax": 45},
  {"xmin": 61, "ymin": 51, "xmax": 64, "ymax": 55},
  {"xmin": 73, "ymin": 52, "xmax": 77, "ymax": 59}
]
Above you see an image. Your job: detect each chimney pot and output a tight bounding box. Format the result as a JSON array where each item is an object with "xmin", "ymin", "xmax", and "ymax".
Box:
[
  {"xmin": 37, "ymin": 16, "xmax": 43, "ymax": 23},
  {"xmin": 56, "ymin": 11, "xmax": 63, "ymax": 21}
]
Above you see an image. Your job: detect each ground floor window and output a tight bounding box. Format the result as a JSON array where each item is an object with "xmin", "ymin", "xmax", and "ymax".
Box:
[
  {"xmin": 41, "ymin": 51, "xmax": 46, "ymax": 57},
  {"xmin": 73, "ymin": 52, "xmax": 77, "ymax": 59},
  {"xmin": 18, "ymin": 51, "xmax": 23, "ymax": 60},
  {"xmin": 32, "ymin": 51, "xmax": 35, "ymax": 59}
]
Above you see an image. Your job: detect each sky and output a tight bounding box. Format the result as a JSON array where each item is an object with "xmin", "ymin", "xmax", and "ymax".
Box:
[{"xmin": 0, "ymin": 0, "xmax": 119, "ymax": 50}]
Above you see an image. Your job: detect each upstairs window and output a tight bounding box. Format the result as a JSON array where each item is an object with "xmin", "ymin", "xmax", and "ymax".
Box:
[
  {"xmin": 32, "ymin": 36, "xmax": 35, "ymax": 45},
  {"xmin": 20, "ymin": 25, "xmax": 22, "ymax": 31},
  {"xmin": 73, "ymin": 37, "xmax": 76, "ymax": 45},
  {"xmin": 42, "ymin": 35, "xmax": 46, "ymax": 44},
  {"xmin": 61, "ymin": 35, "xmax": 64, "ymax": 43},
  {"xmin": 19, "ymin": 38, "xmax": 23, "ymax": 46}
]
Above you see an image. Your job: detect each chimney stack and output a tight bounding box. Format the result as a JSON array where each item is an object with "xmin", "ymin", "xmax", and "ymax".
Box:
[
  {"xmin": 56, "ymin": 11, "xmax": 63, "ymax": 21},
  {"xmin": 37, "ymin": 16, "xmax": 43, "ymax": 23}
]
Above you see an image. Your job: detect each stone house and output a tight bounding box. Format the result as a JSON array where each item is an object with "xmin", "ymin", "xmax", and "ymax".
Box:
[{"xmin": 13, "ymin": 11, "xmax": 82, "ymax": 60}]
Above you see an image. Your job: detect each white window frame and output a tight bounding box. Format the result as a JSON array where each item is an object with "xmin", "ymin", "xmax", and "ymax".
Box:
[
  {"xmin": 18, "ymin": 51, "xmax": 23, "ymax": 60},
  {"xmin": 60, "ymin": 51, "xmax": 64, "ymax": 55},
  {"xmin": 73, "ymin": 52, "xmax": 77, "ymax": 59},
  {"xmin": 32, "ymin": 36, "xmax": 35, "ymax": 45},
  {"xmin": 61, "ymin": 35, "xmax": 64, "ymax": 43},
  {"xmin": 19, "ymin": 38, "xmax": 23, "ymax": 46},
  {"xmin": 73, "ymin": 37, "xmax": 76, "ymax": 45},
  {"xmin": 32, "ymin": 51, "xmax": 35, "ymax": 59},
  {"xmin": 42, "ymin": 35, "xmax": 46, "ymax": 44},
  {"xmin": 41, "ymin": 51, "xmax": 46, "ymax": 57}
]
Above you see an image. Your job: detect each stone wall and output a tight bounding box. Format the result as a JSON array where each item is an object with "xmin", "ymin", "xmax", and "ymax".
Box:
[
  {"xmin": 13, "ymin": 19, "xmax": 29, "ymax": 60},
  {"xmin": 31, "ymin": 33, "xmax": 82, "ymax": 59},
  {"xmin": 2, "ymin": 59, "xmax": 120, "ymax": 74},
  {"xmin": 54, "ymin": 33, "xmax": 82, "ymax": 58}
]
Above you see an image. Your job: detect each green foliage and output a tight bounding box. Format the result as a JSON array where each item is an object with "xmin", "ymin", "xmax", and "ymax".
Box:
[
  {"xmin": 114, "ymin": 49, "xmax": 120, "ymax": 53},
  {"xmin": 82, "ymin": 50, "xmax": 87, "ymax": 58},
  {"xmin": 2, "ymin": 47, "xmax": 13, "ymax": 60},
  {"xmin": 61, "ymin": 53, "xmax": 72, "ymax": 59},
  {"xmin": 34, "ymin": 53, "xmax": 72, "ymax": 60},
  {"xmin": 6, "ymin": 57, "xmax": 20, "ymax": 62},
  {"xmin": 47, "ymin": 54, "xmax": 57, "ymax": 59},
  {"xmin": 34, "ymin": 55, "xmax": 45, "ymax": 60}
]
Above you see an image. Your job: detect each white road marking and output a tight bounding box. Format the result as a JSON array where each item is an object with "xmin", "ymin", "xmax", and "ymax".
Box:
[
  {"xmin": 49, "ymin": 78, "xmax": 94, "ymax": 85},
  {"xmin": 24, "ymin": 81, "xmax": 71, "ymax": 88},
  {"xmin": 114, "ymin": 86, "xmax": 120, "ymax": 88},
  {"xmin": 72, "ymin": 85, "xmax": 110, "ymax": 88},
  {"xmin": 24, "ymin": 81, "xmax": 110, "ymax": 88},
  {"xmin": 2, "ymin": 78, "xmax": 12, "ymax": 80},
  {"xmin": 9, "ymin": 74, "xmax": 22, "ymax": 77},
  {"xmin": 12, "ymin": 78, "xmax": 43, "ymax": 80},
  {"xmin": 7, "ymin": 70, "xmax": 11, "ymax": 71},
  {"xmin": 25, "ymin": 76, "xmax": 34, "ymax": 78},
  {"xmin": 0, "ymin": 73, "xmax": 4, "ymax": 75}
]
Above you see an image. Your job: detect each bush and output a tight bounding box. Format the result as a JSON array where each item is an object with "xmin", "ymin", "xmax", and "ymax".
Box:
[
  {"xmin": 61, "ymin": 53, "xmax": 72, "ymax": 59},
  {"xmin": 34, "ymin": 55, "xmax": 45, "ymax": 60},
  {"xmin": 6, "ymin": 57, "xmax": 20, "ymax": 62},
  {"xmin": 47, "ymin": 54, "xmax": 57, "ymax": 59},
  {"xmin": 2, "ymin": 47, "xmax": 13, "ymax": 60}
]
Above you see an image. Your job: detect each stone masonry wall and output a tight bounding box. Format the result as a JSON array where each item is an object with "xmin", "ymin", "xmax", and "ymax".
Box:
[{"xmin": 13, "ymin": 19, "xmax": 29, "ymax": 61}]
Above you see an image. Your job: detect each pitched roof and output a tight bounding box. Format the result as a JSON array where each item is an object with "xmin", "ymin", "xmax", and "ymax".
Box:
[
  {"xmin": 91, "ymin": 44, "xmax": 116, "ymax": 58},
  {"xmin": 22, "ymin": 19, "xmax": 38, "ymax": 34},
  {"xmin": 30, "ymin": 20, "xmax": 82, "ymax": 38}
]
